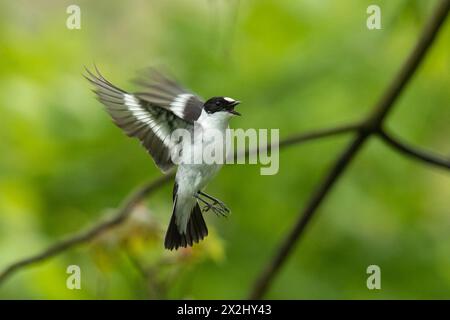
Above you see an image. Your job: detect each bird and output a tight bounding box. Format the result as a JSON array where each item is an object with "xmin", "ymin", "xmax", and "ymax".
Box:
[{"xmin": 85, "ymin": 66, "xmax": 241, "ymax": 250}]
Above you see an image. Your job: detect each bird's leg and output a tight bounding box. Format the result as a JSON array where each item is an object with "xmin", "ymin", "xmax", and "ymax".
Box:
[{"xmin": 196, "ymin": 191, "xmax": 230, "ymax": 217}]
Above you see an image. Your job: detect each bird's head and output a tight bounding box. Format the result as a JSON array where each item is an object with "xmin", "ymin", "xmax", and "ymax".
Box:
[{"xmin": 204, "ymin": 97, "xmax": 241, "ymax": 117}]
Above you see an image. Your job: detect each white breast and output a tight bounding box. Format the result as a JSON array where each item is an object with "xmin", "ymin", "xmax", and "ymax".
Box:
[{"xmin": 197, "ymin": 109, "xmax": 232, "ymax": 130}]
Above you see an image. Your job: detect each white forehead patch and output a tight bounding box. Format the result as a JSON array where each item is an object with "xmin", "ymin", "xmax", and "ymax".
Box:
[{"xmin": 224, "ymin": 97, "xmax": 235, "ymax": 103}]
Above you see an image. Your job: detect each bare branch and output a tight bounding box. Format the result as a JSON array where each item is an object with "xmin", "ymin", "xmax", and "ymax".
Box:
[
  {"xmin": 235, "ymin": 123, "xmax": 361, "ymax": 160},
  {"xmin": 249, "ymin": 0, "xmax": 450, "ymax": 299},
  {"xmin": 0, "ymin": 174, "xmax": 174, "ymax": 284},
  {"xmin": 249, "ymin": 133, "xmax": 367, "ymax": 299},
  {"xmin": 279, "ymin": 123, "xmax": 363, "ymax": 149},
  {"xmin": 378, "ymin": 129, "xmax": 450, "ymax": 170},
  {"xmin": 0, "ymin": 123, "xmax": 358, "ymax": 286},
  {"xmin": 366, "ymin": 0, "xmax": 450, "ymax": 125}
]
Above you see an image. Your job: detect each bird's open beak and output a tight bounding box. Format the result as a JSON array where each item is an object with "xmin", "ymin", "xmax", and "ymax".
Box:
[{"xmin": 227, "ymin": 100, "xmax": 241, "ymax": 116}]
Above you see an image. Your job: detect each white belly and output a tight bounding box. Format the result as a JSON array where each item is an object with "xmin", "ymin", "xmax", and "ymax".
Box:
[
  {"xmin": 176, "ymin": 162, "xmax": 222, "ymax": 195},
  {"xmin": 172, "ymin": 111, "xmax": 231, "ymax": 232},
  {"xmin": 176, "ymin": 124, "xmax": 229, "ymax": 194}
]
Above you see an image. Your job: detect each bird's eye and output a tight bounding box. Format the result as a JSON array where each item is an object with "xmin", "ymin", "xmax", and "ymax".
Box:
[{"xmin": 215, "ymin": 101, "xmax": 221, "ymax": 106}]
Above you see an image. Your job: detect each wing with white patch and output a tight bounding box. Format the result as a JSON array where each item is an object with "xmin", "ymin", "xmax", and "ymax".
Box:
[
  {"xmin": 133, "ymin": 68, "xmax": 204, "ymax": 122},
  {"xmin": 85, "ymin": 67, "xmax": 191, "ymax": 173}
]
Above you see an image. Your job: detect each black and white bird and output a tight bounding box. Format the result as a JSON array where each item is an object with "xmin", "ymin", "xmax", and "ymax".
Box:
[{"xmin": 85, "ymin": 66, "xmax": 240, "ymax": 250}]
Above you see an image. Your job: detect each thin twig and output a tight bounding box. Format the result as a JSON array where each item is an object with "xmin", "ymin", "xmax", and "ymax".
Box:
[
  {"xmin": 249, "ymin": 0, "xmax": 450, "ymax": 299},
  {"xmin": 0, "ymin": 124, "xmax": 358, "ymax": 285},
  {"xmin": 378, "ymin": 129, "xmax": 450, "ymax": 170}
]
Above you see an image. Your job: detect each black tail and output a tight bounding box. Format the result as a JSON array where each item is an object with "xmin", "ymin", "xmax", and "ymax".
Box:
[{"xmin": 164, "ymin": 184, "xmax": 208, "ymax": 250}]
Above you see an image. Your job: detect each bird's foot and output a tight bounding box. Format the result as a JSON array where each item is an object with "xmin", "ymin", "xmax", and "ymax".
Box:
[
  {"xmin": 199, "ymin": 200, "xmax": 229, "ymax": 217},
  {"xmin": 195, "ymin": 192, "xmax": 230, "ymax": 217}
]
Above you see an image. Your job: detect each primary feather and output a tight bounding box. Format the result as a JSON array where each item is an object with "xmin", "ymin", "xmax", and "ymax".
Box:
[{"xmin": 85, "ymin": 66, "xmax": 198, "ymax": 173}]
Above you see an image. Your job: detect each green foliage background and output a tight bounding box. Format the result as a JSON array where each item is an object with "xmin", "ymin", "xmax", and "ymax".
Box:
[{"xmin": 0, "ymin": 0, "xmax": 449, "ymax": 299}]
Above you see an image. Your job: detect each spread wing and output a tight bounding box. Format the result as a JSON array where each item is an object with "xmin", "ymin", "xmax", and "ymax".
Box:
[
  {"xmin": 85, "ymin": 67, "xmax": 196, "ymax": 173},
  {"xmin": 133, "ymin": 68, "xmax": 204, "ymax": 122}
]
